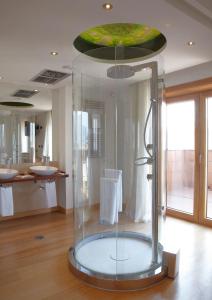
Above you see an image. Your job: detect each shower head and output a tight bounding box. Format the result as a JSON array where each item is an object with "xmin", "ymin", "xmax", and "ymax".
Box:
[
  {"xmin": 107, "ymin": 64, "xmax": 146, "ymax": 79},
  {"xmin": 107, "ymin": 65, "xmax": 135, "ymax": 79}
]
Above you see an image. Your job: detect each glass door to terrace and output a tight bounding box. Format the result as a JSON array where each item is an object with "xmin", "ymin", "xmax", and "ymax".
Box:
[
  {"xmin": 166, "ymin": 96, "xmax": 198, "ymax": 222},
  {"xmin": 166, "ymin": 91, "xmax": 212, "ymax": 226}
]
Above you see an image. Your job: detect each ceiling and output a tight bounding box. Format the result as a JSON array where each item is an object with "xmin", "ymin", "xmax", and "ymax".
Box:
[
  {"xmin": 0, "ymin": 0, "xmax": 211, "ymax": 108},
  {"xmin": 0, "ymin": 83, "xmax": 52, "ymax": 111}
]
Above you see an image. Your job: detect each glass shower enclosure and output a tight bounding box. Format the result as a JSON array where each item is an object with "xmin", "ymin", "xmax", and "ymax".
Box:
[{"xmin": 69, "ymin": 47, "xmax": 166, "ymax": 290}]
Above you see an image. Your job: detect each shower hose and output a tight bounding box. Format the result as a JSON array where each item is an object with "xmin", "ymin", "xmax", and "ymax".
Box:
[{"xmin": 134, "ymin": 100, "xmax": 154, "ymax": 167}]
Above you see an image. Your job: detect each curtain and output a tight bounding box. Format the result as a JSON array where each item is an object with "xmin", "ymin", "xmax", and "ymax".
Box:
[
  {"xmin": 2, "ymin": 114, "xmax": 22, "ymax": 164},
  {"xmin": 20, "ymin": 115, "xmax": 35, "ymax": 163},
  {"xmin": 0, "ymin": 114, "xmax": 7, "ymax": 164},
  {"xmin": 126, "ymin": 80, "xmax": 152, "ymax": 223},
  {"xmin": 43, "ymin": 111, "xmax": 52, "ymax": 160}
]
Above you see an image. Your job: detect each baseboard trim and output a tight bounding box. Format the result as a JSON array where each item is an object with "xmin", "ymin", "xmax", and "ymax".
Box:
[
  {"xmin": 58, "ymin": 206, "xmax": 73, "ymax": 215},
  {"xmin": 0, "ymin": 207, "xmax": 59, "ymax": 222}
]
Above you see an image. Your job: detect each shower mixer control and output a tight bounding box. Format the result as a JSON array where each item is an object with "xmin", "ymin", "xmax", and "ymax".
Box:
[
  {"xmin": 147, "ymin": 174, "xmax": 153, "ymax": 180},
  {"xmin": 147, "ymin": 158, "xmax": 153, "ymax": 164},
  {"xmin": 147, "ymin": 144, "xmax": 153, "ymax": 150}
]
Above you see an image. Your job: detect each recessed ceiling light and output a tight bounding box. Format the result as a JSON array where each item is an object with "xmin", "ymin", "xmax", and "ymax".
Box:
[
  {"xmin": 187, "ymin": 41, "xmax": 195, "ymax": 46},
  {"xmin": 102, "ymin": 3, "xmax": 113, "ymax": 10},
  {"xmin": 50, "ymin": 51, "xmax": 58, "ymax": 56},
  {"xmin": 33, "ymin": 89, "xmax": 39, "ymax": 92}
]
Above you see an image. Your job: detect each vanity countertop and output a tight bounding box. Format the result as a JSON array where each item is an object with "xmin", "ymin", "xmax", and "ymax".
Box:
[{"xmin": 0, "ymin": 171, "xmax": 69, "ymax": 184}]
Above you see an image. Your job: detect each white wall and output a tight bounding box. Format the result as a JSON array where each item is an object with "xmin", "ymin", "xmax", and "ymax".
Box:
[
  {"xmin": 52, "ymin": 85, "xmax": 73, "ymax": 209},
  {"xmin": 165, "ymin": 60, "xmax": 212, "ymax": 87}
]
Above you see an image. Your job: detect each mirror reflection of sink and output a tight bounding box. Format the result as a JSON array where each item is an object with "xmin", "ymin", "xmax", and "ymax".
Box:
[
  {"xmin": 29, "ymin": 166, "xmax": 58, "ymax": 176},
  {"xmin": 0, "ymin": 169, "xmax": 18, "ymax": 180}
]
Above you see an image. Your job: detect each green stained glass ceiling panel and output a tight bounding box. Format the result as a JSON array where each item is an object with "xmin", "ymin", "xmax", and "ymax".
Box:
[
  {"xmin": 80, "ymin": 23, "xmax": 161, "ymax": 47},
  {"xmin": 74, "ymin": 23, "xmax": 166, "ymax": 61}
]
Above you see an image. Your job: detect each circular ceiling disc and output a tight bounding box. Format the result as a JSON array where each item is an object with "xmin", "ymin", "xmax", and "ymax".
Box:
[{"xmin": 73, "ymin": 23, "xmax": 166, "ymax": 61}]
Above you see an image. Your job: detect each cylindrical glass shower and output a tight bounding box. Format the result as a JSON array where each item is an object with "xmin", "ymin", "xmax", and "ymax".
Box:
[{"xmin": 69, "ymin": 47, "xmax": 166, "ymax": 290}]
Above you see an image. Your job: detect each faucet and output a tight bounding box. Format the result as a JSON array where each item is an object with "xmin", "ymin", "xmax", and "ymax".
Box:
[
  {"xmin": 42, "ymin": 156, "xmax": 50, "ymax": 166},
  {"xmin": 5, "ymin": 157, "xmax": 12, "ymax": 168}
]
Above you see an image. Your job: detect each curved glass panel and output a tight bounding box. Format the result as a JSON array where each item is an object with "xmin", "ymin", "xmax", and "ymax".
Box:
[{"xmin": 71, "ymin": 47, "xmax": 165, "ymax": 283}]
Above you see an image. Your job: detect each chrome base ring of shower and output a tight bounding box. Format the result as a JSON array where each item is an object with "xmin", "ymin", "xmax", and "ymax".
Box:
[{"xmin": 68, "ymin": 231, "xmax": 167, "ymax": 291}]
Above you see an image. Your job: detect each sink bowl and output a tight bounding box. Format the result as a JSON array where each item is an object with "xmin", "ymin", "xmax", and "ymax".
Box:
[
  {"xmin": 29, "ymin": 166, "xmax": 58, "ymax": 176},
  {"xmin": 0, "ymin": 169, "xmax": 18, "ymax": 180}
]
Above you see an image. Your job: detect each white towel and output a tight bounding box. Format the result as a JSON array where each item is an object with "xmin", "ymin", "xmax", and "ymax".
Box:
[
  {"xmin": 44, "ymin": 181, "xmax": 57, "ymax": 208},
  {"xmin": 104, "ymin": 169, "xmax": 122, "ymax": 212},
  {"xmin": 0, "ymin": 186, "xmax": 14, "ymax": 216},
  {"xmin": 100, "ymin": 177, "xmax": 118, "ymax": 225}
]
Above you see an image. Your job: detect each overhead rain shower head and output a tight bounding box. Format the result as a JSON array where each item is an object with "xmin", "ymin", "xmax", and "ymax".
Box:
[
  {"xmin": 107, "ymin": 65, "xmax": 135, "ymax": 79},
  {"xmin": 107, "ymin": 64, "xmax": 146, "ymax": 79}
]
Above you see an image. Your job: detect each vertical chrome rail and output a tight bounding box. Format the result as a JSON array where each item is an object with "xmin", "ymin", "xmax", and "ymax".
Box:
[{"xmin": 150, "ymin": 62, "xmax": 159, "ymax": 265}]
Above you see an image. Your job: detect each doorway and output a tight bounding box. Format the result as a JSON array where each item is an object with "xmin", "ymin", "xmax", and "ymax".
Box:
[{"xmin": 166, "ymin": 91, "xmax": 212, "ymax": 226}]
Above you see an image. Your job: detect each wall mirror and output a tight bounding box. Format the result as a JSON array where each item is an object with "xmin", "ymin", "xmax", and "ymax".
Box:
[{"xmin": 0, "ymin": 82, "xmax": 52, "ymax": 165}]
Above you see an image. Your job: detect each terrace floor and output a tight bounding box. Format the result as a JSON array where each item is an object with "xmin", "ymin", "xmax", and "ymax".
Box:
[{"xmin": 167, "ymin": 187, "xmax": 212, "ymax": 218}]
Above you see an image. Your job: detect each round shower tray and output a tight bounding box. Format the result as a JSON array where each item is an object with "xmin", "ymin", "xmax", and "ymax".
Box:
[{"xmin": 68, "ymin": 231, "xmax": 166, "ymax": 290}]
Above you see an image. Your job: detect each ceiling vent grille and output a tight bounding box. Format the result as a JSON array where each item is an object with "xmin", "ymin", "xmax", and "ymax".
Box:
[
  {"xmin": 12, "ymin": 89, "xmax": 38, "ymax": 98},
  {"xmin": 31, "ymin": 69, "xmax": 71, "ymax": 84}
]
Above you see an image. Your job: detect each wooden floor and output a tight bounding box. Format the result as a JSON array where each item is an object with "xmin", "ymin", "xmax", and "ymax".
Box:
[{"xmin": 0, "ymin": 212, "xmax": 212, "ymax": 300}]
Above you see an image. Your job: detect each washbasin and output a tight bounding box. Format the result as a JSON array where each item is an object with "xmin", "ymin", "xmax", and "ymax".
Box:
[
  {"xmin": 29, "ymin": 166, "xmax": 58, "ymax": 176},
  {"xmin": 0, "ymin": 169, "xmax": 18, "ymax": 180}
]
